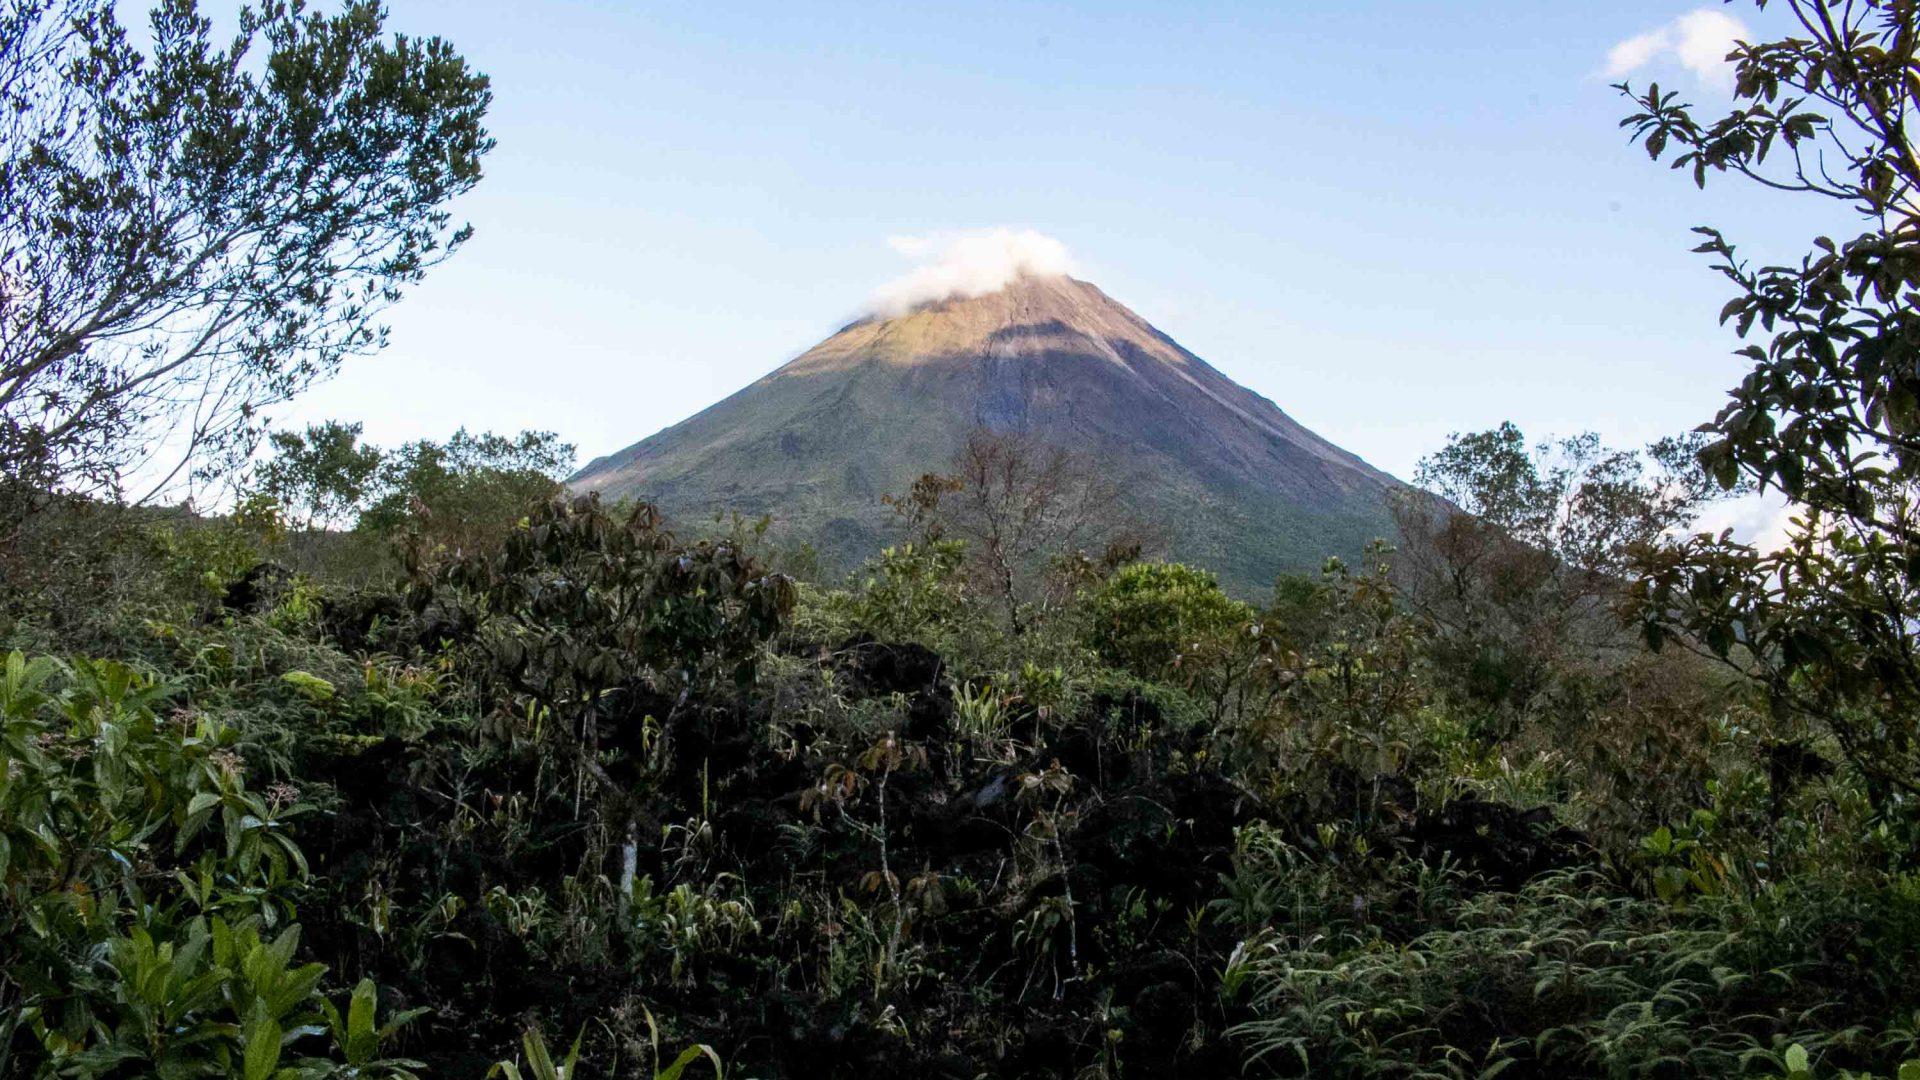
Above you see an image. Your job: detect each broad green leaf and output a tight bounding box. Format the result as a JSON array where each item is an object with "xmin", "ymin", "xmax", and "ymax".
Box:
[
  {"xmin": 347, "ymin": 978, "xmax": 377, "ymax": 1064},
  {"xmin": 244, "ymin": 1016, "xmax": 284, "ymax": 1080}
]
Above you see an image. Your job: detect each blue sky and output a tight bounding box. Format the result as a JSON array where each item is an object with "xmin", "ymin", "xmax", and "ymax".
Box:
[{"xmin": 281, "ymin": 1, "xmax": 1843, "ymax": 535}]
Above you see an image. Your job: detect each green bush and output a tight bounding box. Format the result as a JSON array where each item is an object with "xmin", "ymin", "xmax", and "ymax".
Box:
[
  {"xmin": 1085, "ymin": 561, "xmax": 1252, "ymax": 678},
  {"xmin": 0, "ymin": 651, "xmax": 417, "ymax": 1079}
]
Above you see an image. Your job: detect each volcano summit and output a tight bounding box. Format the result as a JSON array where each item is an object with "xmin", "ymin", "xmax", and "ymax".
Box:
[{"xmin": 570, "ymin": 273, "xmax": 1403, "ymax": 592}]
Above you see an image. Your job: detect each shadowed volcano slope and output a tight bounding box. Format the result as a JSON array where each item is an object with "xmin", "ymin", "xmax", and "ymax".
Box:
[{"xmin": 570, "ymin": 275, "xmax": 1403, "ymax": 593}]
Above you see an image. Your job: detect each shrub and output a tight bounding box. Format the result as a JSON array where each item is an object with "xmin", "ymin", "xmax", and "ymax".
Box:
[
  {"xmin": 0, "ymin": 651, "xmax": 416, "ymax": 1077},
  {"xmin": 1085, "ymin": 562, "xmax": 1252, "ymax": 679}
]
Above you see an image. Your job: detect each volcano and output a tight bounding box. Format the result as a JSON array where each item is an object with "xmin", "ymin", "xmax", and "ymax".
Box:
[{"xmin": 569, "ymin": 274, "xmax": 1402, "ymax": 593}]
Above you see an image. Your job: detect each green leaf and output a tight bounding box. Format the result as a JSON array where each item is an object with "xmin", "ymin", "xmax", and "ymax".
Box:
[
  {"xmin": 346, "ymin": 979, "xmax": 378, "ymax": 1064},
  {"xmin": 245, "ymin": 1016, "xmax": 284, "ymax": 1080},
  {"xmin": 379, "ymin": 1006, "xmax": 431, "ymax": 1042},
  {"xmin": 521, "ymin": 1028, "xmax": 559, "ymax": 1080},
  {"xmin": 280, "ymin": 671, "xmax": 335, "ymax": 702},
  {"xmin": 319, "ymin": 996, "xmax": 346, "ymax": 1045},
  {"xmin": 657, "ymin": 1044, "xmax": 724, "ymax": 1080}
]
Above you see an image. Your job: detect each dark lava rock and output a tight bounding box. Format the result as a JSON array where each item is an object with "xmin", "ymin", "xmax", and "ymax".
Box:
[
  {"xmin": 318, "ymin": 589, "xmax": 407, "ymax": 653},
  {"xmin": 1409, "ymin": 792, "xmax": 1592, "ymax": 889},
  {"xmin": 222, "ymin": 561, "xmax": 292, "ymax": 613},
  {"xmin": 834, "ymin": 634, "xmax": 945, "ymax": 697},
  {"xmin": 831, "ymin": 634, "xmax": 954, "ymax": 741}
]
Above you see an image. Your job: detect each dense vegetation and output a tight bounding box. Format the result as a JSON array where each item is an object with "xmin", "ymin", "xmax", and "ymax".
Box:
[
  {"xmin": 2, "ymin": 410, "xmax": 1917, "ymax": 1079},
  {"xmin": 7, "ymin": 0, "xmax": 1920, "ymax": 1077}
]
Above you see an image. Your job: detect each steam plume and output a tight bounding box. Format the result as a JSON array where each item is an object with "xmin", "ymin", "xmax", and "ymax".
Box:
[{"xmin": 868, "ymin": 228, "xmax": 1076, "ymax": 316}]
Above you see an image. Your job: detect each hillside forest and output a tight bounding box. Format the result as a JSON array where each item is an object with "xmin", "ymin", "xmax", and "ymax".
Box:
[{"xmin": 6, "ymin": 2, "xmax": 1920, "ymax": 1078}]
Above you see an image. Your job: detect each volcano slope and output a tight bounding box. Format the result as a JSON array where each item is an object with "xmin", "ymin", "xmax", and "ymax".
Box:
[{"xmin": 571, "ymin": 274, "xmax": 1402, "ymax": 593}]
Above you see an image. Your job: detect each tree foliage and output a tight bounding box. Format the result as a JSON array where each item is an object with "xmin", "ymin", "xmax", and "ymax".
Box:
[
  {"xmin": 425, "ymin": 494, "xmax": 794, "ymax": 902},
  {"xmin": 0, "ymin": 652, "xmax": 423, "ymax": 1079},
  {"xmin": 5, "ymin": 437, "xmax": 1919, "ymax": 1078},
  {"xmin": 0, "ymin": 0, "xmax": 492, "ymax": 513},
  {"xmin": 1407, "ymin": 423, "xmax": 1720, "ymax": 573},
  {"xmin": 1086, "ymin": 561, "xmax": 1251, "ymax": 679},
  {"xmin": 361, "ymin": 428, "xmax": 573, "ymax": 556},
  {"xmin": 437, "ymin": 494, "xmax": 796, "ymax": 722},
  {"xmin": 257, "ymin": 421, "xmax": 383, "ymax": 532},
  {"xmin": 1395, "ymin": 423, "xmax": 1723, "ymax": 740},
  {"xmin": 1617, "ymin": 0, "xmax": 1920, "ymax": 808}
]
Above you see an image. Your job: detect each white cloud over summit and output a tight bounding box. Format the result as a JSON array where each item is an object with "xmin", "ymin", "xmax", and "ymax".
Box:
[
  {"xmin": 868, "ymin": 228, "xmax": 1077, "ymax": 316},
  {"xmin": 1604, "ymin": 9, "xmax": 1750, "ymax": 88}
]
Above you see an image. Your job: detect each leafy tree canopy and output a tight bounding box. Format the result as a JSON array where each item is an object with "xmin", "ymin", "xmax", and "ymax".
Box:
[
  {"xmin": 257, "ymin": 420, "xmax": 383, "ymax": 531},
  {"xmin": 0, "ymin": 0, "xmax": 492, "ymax": 516},
  {"xmin": 360, "ymin": 428, "xmax": 573, "ymax": 556},
  {"xmin": 1618, "ymin": 0, "xmax": 1920, "ymax": 809},
  {"xmin": 1410, "ymin": 422, "xmax": 1722, "ymax": 574},
  {"xmin": 1396, "ymin": 423, "xmax": 1727, "ymax": 743}
]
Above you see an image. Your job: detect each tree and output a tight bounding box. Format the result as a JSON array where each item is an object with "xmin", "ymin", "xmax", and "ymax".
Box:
[
  {"xmin": 1405, "ymin": 424, "xmax": 1718, "ymax": 573},
  {"xmin": 1616, "ymin": 0, "xmax": 1920, "ymax": 808},
  {"xmin": 1393, "ymin": 424, "xmax": 1721, "ymax": 739},
  {"xmin": 256, "ymin": 420, "xmax": 383, "ymax": 531},
  {"xmin": 359, "ymin": 428, "xmax": 574, "ymax": 557},
  {"xmin": 887, "ymin": 429, "xmax": 1125, "ymax": 634},
  {"xmin": 0, "ymin": 0, "xmax": 492, "ymax": 518}
]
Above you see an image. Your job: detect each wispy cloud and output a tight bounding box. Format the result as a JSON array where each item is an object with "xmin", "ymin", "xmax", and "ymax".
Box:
[
  {"xmin": 1603, "ymin": 8, "xmax": 1750, "ymax": 88},
  {"xmin": 868, "ymin": 228, "xmax": 1076, "ymax": 316}
]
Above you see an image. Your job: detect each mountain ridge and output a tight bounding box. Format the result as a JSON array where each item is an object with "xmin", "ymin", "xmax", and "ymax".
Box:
[{"xmin": 571, "ymin": 274, "xmax": 1404, "ymax": 593}]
